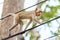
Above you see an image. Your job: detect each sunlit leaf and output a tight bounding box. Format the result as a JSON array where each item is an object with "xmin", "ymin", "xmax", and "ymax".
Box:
[
  {"xmin": 25, "ymin": 31, "xmax": 30, "ymax": 36},
  {"xmin": 30, "ymin": 34, "xmax": 35, "ymax": 40},
  {"xmin": 57, "ymin": 5, "xmax": 60, "ymax": 9},
  {"xmin": 59, "ymin": 0, "xmax": 60, "ymax": 2}
]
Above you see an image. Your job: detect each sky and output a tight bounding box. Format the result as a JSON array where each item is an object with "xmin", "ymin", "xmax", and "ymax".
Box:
[
  {"xmin": 0, "ymin": 0, "xmax": 60, "ymax": 40},
  {"xmin": 0, "ymin": 0, "xmax": 4, "ymax": 18}
]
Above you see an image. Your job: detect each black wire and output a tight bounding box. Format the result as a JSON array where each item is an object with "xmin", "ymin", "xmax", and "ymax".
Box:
[
  {"xmin": 0, "ymin": 0, "xmax": 47, "ymax": 20},
  {"xmin": 2, "ymin": 16, "xmax": 60, "ymax": 40},
  {"xmin": 44, "ymin": 34, "xmax": 60, "ymax": 40}
]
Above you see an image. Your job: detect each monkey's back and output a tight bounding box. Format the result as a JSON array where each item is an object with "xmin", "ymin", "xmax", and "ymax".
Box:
[{"xmin": 19, "ymin": 11, "xmax": 35, "ymax": 19}]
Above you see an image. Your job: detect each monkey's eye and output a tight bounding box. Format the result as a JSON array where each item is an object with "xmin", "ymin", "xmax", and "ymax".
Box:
[
  {"xmin": 36, "ymin": 10, "xmax": 42, "ymax": 13},
  {"xmin": 40, "ymin": 11, "xmax": 42, "ymax": 13},
  {"xmin": 36, "ymin": 10, "xmax": 42, "ymax": 16}
]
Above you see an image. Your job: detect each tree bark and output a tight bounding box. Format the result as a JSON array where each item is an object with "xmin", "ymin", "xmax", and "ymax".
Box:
[{"xmin": 0, "ymin": 0, "xmax": 24, "ymax": 40}]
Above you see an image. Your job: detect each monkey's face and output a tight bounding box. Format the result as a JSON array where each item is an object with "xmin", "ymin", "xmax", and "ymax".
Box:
[{"xmin": 35, "ymin": 9, "xmax": 42, "ymax": 16}]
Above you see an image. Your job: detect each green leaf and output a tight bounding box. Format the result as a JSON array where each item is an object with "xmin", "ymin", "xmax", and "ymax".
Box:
[
  {"xmin": 59, "ymin": 0, "xmax": 60, "ymax": 2},
  {"xmin": 32, "ymin": 22, "xmax": 37, "ymax": 27},
  {"xmin": 23, "ymin": 20, "xmax": 27, "ymax": 24},
  {"xmin": 57, "ymin": 5, "xmax": 60, "ymax": 9},
  {"xmin": 58, "ymin": 30, "xmax": 60, "ymax": 33},
  {"xmin": 30, "ymin": 34, "xmax": 35, "ymax": 40},
  {"xmin": 41, "ymin": 6, "xmax": 57, "ymax": 21},
  {"xmin": 25, "ymin": 31, "xmax": 30, "ymax": 36}
]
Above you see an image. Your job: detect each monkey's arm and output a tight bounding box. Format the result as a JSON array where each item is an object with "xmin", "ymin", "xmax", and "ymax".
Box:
[
  {"xmin": 34, "ymin": 19, "xmax": 41, "ymax": 24},
  {"xmin": 9, "ymin": 15, "xmax": 19, "ymax": 31},
  {"xmin": 19, "ymin": 20, "xmax": 23, "ymax": 31},
  {"xmin": 24, "ymin": 19, "xmax": 32, "ymax": 30}
]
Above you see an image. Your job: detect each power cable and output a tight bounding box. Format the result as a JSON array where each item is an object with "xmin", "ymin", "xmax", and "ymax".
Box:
[
  {"xmin": 0, "ymin": 0, "xmax": 47, "ymax": 20},
  {"xmin": 2, "ymin": 16, "xmax": 60, "ymax": 40}
]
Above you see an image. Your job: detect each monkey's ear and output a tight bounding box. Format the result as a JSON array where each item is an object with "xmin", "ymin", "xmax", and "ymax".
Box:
[
  {"xmin": 35, "ymin": 8, "xmax": 42, "ymax": 16},
  {"xmin": 35, "ymin": 8, "xmax": 38, "ymax": 12},
  {"xmin": 35, "ymin": 8, "xmax": 37, "ymax": 11},
  {"xmin": 35, "ymin": 8, "xmax": 40, "ymax": 13}
]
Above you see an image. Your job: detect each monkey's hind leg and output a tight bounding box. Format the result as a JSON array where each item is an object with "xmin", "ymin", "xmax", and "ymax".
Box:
[
  {"xmin": 9, "ymin": 23, "xmax": 18, "ymax": 36},
  {"xmin": 19, "ymin": 20, "xmax": 23, "ymax": 32},
  {"xmin": 9, "ymin": 23, "xmax": 18, "ymax": 31},
  {"xmin": 9, "ymin": 16, "xmax": 19, "ymax": 36}
]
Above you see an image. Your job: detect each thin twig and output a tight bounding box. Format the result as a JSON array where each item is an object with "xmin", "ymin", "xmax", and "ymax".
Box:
[{"xmin": 44, "ymin": 34, "xmax": 60, "ymax": 40}]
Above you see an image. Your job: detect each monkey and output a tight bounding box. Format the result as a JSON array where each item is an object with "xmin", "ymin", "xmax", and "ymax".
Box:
[{"xmin": 2, "ymin": 8, "xmax": 42, "ymax": 35}]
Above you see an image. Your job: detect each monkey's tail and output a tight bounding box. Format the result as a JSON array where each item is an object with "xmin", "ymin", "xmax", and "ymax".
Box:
[{"xmin": 1, "ymin": 13, "xmax": 14, "ymax": 20}]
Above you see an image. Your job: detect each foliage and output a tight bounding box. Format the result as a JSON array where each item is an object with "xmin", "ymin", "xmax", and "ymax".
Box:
[
  {"xmin": 40, "ymin": 6, "xmax": 59, "ymax": 21},
  {"xmin": 25, "ymin": 0, "xmax": 60, "ymax": 40},
  {"xmin": 59, "ymin": 0, "xmax": 60, "ymax": 2}
]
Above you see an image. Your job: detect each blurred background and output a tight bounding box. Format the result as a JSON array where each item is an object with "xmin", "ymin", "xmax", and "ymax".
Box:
[{"xmin": 0, "ymin": 0, "xmax": 60, "ymax": 40}]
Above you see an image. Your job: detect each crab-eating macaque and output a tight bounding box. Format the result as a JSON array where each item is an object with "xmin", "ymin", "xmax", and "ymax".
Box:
[{"xmin": 3, "ymin": 8, "xmax": 42, "ymax": 33}]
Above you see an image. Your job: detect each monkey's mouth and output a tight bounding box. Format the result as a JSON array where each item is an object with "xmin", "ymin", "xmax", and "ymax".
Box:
[{"xmin": 36, "ymin": 13, "xmax": 41, "ymax": 16}]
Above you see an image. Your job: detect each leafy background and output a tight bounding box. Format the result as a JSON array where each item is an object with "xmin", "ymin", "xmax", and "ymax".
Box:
[
  {"xmin": 24, "ymin": 0, "xmax": 60, "ymax": 40},
  {"xmin": 0, "ymin": 0, "xmax": 60, "ymax": 40}
]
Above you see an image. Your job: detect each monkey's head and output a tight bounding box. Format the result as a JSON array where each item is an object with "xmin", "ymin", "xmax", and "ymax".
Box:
[{"xmin": 35, "ymin": 8, "xmax": 42, "ymax": 16}]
